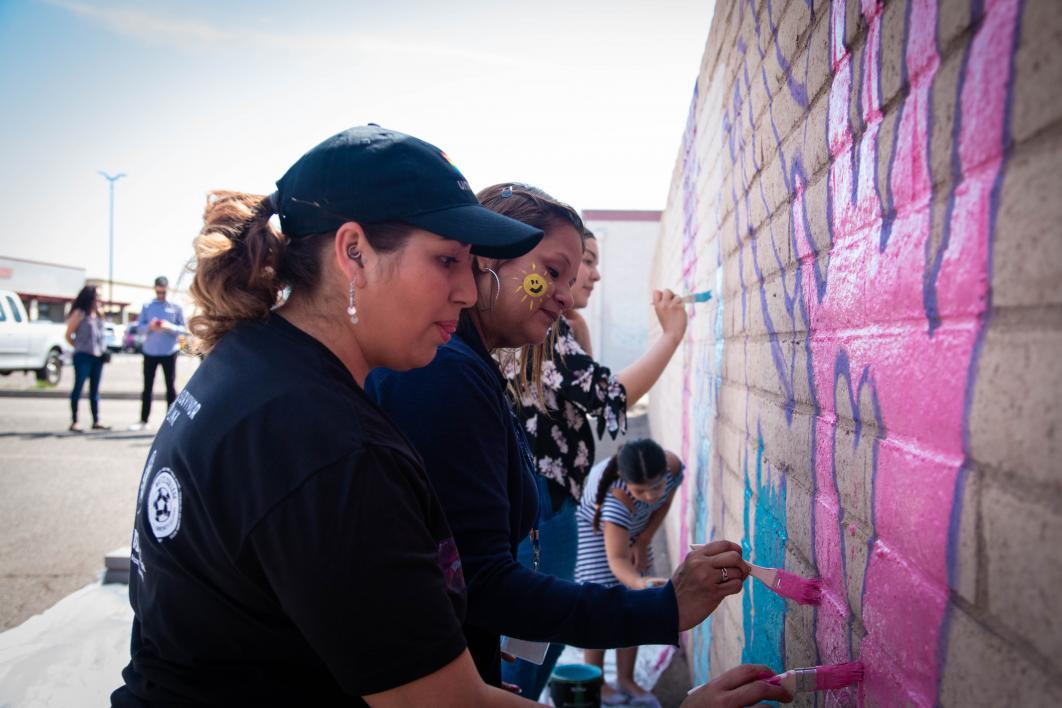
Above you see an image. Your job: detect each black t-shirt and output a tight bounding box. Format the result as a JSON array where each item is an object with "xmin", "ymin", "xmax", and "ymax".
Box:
[{"xmin": 111, "ymin": 314, "xmax": 467, "ymax": 707}]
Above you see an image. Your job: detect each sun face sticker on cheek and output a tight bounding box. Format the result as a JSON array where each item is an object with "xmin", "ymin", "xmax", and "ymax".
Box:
[{"xmin": 514, "ymin": 263, "xmax": 549, "ymax": 310}]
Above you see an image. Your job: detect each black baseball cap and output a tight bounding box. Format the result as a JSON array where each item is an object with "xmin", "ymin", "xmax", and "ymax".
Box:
[{"xmin": 273, "ymin": 125, "xmax": 543, "ymax": 259}]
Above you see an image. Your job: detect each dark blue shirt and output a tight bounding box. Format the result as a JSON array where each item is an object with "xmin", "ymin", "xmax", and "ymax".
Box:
[{"xmin": 367, "ymin": 315, "xmax": 679, "ymax": 686}]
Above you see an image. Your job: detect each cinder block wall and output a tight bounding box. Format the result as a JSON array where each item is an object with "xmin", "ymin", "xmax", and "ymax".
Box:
[{"xmin": 649, "ymin": 0, "xmax": 1062, "ymax": 704}]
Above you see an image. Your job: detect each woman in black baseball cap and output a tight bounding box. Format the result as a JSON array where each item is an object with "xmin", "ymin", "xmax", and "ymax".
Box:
[{"xmin": 112, "ymin": 125, "xmax": 547, "ymax": 706}]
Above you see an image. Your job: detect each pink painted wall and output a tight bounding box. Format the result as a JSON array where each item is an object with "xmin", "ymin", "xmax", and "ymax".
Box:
[{"xmin": 651, "ymin": 0, "xmax": 1062, "ymax": 704}]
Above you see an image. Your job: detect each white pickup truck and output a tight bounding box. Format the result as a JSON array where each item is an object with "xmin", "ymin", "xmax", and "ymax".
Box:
[{"xmin": 0, "ymin": 289, "xmax": 70, "ymax": 386}]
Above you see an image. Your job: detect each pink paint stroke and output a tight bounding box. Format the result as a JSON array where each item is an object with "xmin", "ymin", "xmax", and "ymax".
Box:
[{"xmin": 792, "ymin": 0, "xmax": 1021, "ymax": 705}]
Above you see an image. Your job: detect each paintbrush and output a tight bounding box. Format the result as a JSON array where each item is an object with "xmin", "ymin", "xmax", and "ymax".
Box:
[
  {"xmin": 766, "ymin": 661, "xmax": 864, "ymax": 694},
  {"xmin": 746, "ymin": 563, "xmax": 822, "ymax": 605},
  {"xmin": 687, "ymin": 544, "xmax": 821, "ymax": 605},
  {"xmin": 680, "ymin": 290, "xmax": 713, "ymax": 303}
]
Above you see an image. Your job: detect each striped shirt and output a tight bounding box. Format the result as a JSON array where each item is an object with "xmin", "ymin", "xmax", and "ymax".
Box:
[{"xmin": 574, "ymin": 457, "xmax": 684, "ymax": 587}]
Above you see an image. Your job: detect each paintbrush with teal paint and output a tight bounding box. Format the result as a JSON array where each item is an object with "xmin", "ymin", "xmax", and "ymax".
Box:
[{"xmin": 680, "ymin": 290, "xmax": 713, "ymax": 304}]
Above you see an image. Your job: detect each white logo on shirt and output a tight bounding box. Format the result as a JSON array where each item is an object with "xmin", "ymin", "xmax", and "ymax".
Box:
[
  {"xmin": 137, "ymin": 449, "xmax": 157, "ymax": 507},
  {"xmin": 147, "ymin": 469, "xmax": 182, "ymax": 541}
]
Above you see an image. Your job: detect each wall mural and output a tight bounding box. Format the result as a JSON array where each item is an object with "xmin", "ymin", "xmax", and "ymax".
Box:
[{"xmin": 669, "ymin": 0, "xmax": 1022, "ymax": 704}]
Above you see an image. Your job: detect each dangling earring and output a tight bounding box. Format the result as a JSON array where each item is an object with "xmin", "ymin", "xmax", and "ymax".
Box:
[{"xmin": 347, "ymin": 279, "xmax": 359, "ymax": 325}]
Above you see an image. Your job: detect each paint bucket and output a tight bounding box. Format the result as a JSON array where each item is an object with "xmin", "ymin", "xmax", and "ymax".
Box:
[{"xmin": 548, "ymin": 663, "xmax": 603, "ymax": 707}]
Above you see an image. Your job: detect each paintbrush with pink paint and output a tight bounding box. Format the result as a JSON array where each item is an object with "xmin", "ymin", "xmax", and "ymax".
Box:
[
  {"xmin": 746, "ymin": 563, "xmax": 822, "ymax": 605},
  {"xmin": 766, "ymin": 661, "xmax": 864, "ymax": 694},
  {"xmin": 688, "ymin": 544, "xmax": 822, "ymax": 605}
]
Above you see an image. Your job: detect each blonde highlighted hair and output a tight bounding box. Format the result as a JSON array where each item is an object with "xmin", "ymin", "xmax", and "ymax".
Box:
[{"xmin": 187, "ymin": 190, "xmax": 411, "ymax": 354}]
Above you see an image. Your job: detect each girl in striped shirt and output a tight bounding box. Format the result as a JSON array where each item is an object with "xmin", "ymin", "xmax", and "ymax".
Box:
[{"xmin": 575, "ymin": 438, "xmax": 684, "ymax": 705}]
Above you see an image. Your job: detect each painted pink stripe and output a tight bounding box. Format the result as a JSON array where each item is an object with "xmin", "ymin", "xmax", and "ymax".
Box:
[{"xmin": 810, "ymin": 0, "xmax": 1020, "ymax": 705}]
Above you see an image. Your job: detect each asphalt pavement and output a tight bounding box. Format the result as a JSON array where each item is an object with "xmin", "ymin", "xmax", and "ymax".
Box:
[
  {"xmin": 0, "ymin": 397, "xmax": 153, "ymax": 631},
  {"xmin": 0, "ymin": 351, "xmax": 200, "ymax": 399}
]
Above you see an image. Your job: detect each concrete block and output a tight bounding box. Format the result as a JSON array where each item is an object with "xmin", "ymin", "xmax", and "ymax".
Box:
[
  {"xmin": 799, "ymin": 170, "xmax": 833, "ymax": 263},
  {"xmin": 761, "ymin": 154, "xmax": 792, "ymax": 223},
  {"xmin": 782, "ymin": 0, "xmax": 814, "ymax": 66},
  {"xmin": 1010, "ymin": 0, "xmax": 1062, "ymax": 145},
  {"xmin": 719, "ymin": 211, "xmax": 738, "ymax": 262},
  {"xmin": 722, "ymin": 334, "xmax": 744, "ymax": 384},
  {"xmin": 804, "ymin": 8, "xmax": 832, "ymax": 103},
  {"xmin": 766, "ymin": 265, "xmax": 802, "ymax": 338},
  {"xmin": 983, "ymin": 482, "xmax": 1062, "ymax": 668},
  {"xmin": 722, "ymin": 296, "xmax": 738, "ymax": 340},
  {"xmin": 719, "ymin": 381, "xmax": 749, "ymax": 437},
  {"xmin": 936, "ymin": 0, "xmax": 971, "ymax": 57},
  {"xmin": 951, "ymin": 464, "xmax": 979, "ymax": 605},
  {"xmin": 831, "ymin": 417, "xmax": 874, "ymax": 529},
  {"xmin": 991, "ymin": 135, "xmax": 1062, "ymax": 309},
  {"xmin": 716, "ymin": 415, "xmax": 745, "ymax": 476},
  {"xmin": 878, "ymin": 0, "xmax": 908, "ymax": 111},
  {"xmin": 748, "ymin": 65, "xmax": 771, "ymax": 139},
  {"xmin": 753, "ymin": 206, "xmax": 793, "ymax": 290},
  {"xmin": 764, "ymin": 70, "xmax": 804, "ymax": 152},
  {"xmin": 844, "ymin": 0, "xmax": 863, "ymax": 58},
  {"xmin": 784, "ymin": 463, "xmax": 816, "ymax": 562},
  {"xmin": 939, "ymin": 604, "xmax": 1062, "ymax": 706},
  {"xmin": 754, "ymin": 394, "xmax": 815, "ymax": 486},
  {"xmin": 929, "ymin": 45, "xmax": 962, "ymax": 195},
  {"xmin": 969, "ymin": 326, "xmax": 1062, "ymax": 488},
  {"xmin": 862, "ymin": 436, "xmax": 959, "ymax": 589},
  {"xmin": 787, "ymin": 338, "xmax": 817, "ymax": 412},
  {"xmin": 841, "ymin": 519, "xmax": 872, "ymax": 629},
  {"xmin": 785, "ymin": 90, "xmax": 830, "ymax": 186},
  {"xmin": 873, "ymin": 99, "xmax": 901, "ymax": 229},
  {"xmin": 747, "ymin": 171, "xmax": 770, "ymax": 234},
  {"xmin": 782, "ymin": 616, "xmax": 819, "ymax": 675}
]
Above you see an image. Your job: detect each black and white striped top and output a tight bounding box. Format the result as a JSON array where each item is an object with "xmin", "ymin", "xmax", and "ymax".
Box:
[{"xmin": 574, "ymin": 457, "xmax": 684, "ymax": 588}]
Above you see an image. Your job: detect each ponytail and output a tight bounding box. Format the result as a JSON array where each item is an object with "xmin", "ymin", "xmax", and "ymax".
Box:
[
  {"xmin": 188, "ymin": 190, "xmax": 342, "ymax": 354},
  {"xmin": 592, "ymin": 453, "xmax": 622, "ymax": 533}
]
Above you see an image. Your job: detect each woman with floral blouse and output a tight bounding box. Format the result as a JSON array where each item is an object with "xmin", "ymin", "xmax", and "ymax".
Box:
[{"xmin": 502, "ymin": 230, "xmax": 689, "ymax": 699}]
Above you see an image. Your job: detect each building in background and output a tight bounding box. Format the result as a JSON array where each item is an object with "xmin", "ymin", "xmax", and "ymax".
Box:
[
  {"xmin": 580, "ymin": 210, "xmax": 662, "ymax": 373},
  {"xmin": 84, "ymin": 278, "xmax": 190, "ymax": 325},
  {"xmin": 0, "ymin": 256, "xmax": 86, "ymax": 322},
  {"xmin": 0, "ymin": 256, "xmax": 190, "ymax": 325}
]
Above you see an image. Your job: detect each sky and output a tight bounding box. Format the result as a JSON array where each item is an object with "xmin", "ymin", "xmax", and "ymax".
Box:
[{"xmin": 0, "ymin": 0, "xmax": 715, "ymax": 290}]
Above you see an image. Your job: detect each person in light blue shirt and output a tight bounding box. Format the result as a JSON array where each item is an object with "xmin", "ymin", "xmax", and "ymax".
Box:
[{"xmin": 131, "ymin": 276, "xmax": 185, "ymax": 430}]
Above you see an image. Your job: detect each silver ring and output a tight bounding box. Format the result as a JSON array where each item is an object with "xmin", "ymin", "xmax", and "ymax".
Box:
[{"xmin": 720, "ymin": 568, "xmax": 729, "ymax": 582}]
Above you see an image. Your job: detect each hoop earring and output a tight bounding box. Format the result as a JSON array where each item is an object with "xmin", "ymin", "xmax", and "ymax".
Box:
[
  {"xmin": 485, "ymin": 267, "xmax": 501, "ymax": 311},
  {"xmin": 346, "ymin": 279, "xmax": 359, "ymax": 325}
]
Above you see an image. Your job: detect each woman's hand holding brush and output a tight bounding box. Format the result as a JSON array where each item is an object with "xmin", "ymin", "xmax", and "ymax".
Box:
[
  {"xmin": 671, "ymin": 540, "xmax": 748, "ymax": 631},
  {"xmin": 689, "ymin": 544, "xmax": 822, "ymax": 606},
  {"xmin": 681, "ymin": 664, "xmax": 793, "ymax": 707}
]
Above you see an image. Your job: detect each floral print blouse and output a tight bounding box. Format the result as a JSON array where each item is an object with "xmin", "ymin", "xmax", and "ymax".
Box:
[{"xmin": 505, "ymin": 316, "xmax": 627, "ymax": 506}]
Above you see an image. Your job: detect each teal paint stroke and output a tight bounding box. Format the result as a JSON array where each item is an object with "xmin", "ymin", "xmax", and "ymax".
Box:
[
  {"xmin": 689, "ymin": 266, "xmax": 725, "ymax": 685},
  {"xmin": 741, "ymin": 429, "xmax": 787, "ymax": 671}
]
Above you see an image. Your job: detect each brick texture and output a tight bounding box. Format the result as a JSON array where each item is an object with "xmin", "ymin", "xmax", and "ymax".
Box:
[{"xmin": 652, "ymin": 0, "xmax": 1062, "ymax": 704}]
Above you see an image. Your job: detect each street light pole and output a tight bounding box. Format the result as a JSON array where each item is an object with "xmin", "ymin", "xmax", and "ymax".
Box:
[{"xmin": 97, "ymin": 171, "xmax": 126, "ymax": 315}]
